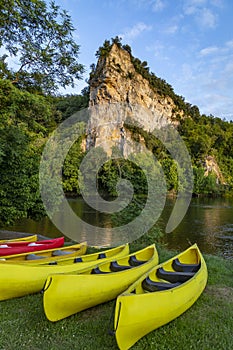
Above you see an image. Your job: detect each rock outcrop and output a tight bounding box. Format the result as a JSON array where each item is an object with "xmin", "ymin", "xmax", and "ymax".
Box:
[
  {"xmin": 86, "ymin": 43, "xmax": 184, "ymax": 155},
  {"xmin": 204, "ymin": 156, "xmax": 225, "ymax": 184}
]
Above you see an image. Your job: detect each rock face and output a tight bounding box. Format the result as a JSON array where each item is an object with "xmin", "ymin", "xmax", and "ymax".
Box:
[
  {"xmin": 204, "ymin": 156, "xmax": 225, "ymax": 184},
  {"xmin": 86, "ymin": 44, "xmax": 183, "ymax": 155}
]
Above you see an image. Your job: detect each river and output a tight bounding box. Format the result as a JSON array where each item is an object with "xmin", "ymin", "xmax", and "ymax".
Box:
[{"xmin": 1, "ymin": 196, "xmax": 233, "ymax": 259}]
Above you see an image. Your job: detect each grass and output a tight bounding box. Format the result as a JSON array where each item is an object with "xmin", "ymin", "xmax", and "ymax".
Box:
[{"xmin": 0, "ymin": 239, "xmax": 232, "ymax": 350}]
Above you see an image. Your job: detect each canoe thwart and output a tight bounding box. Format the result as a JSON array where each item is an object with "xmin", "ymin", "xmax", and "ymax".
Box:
[
  {"xmin": 128, "ymin": 255, "xmax": 147, "ymax": 266},
  {"xmin": 91, "ymin": 267, "xmax": 109, "ymax": 274},
  {"xmin": 91, "ymin": 261, "xmax": 133, "ymax": 274},
  {"xmin": 156, "ymin": 267, "xmax": 195, "ymax": 283},
  {"xmin": 172, "ymin": 258, "xmax": 201, "ymax": 273},
  {"xmin": 98, "ymin": 252, "xmax": 106, "ymax": 259},
  {"xmin": 52, "ymin": 250, "xmax": 75, "ymax": 257},
  {"xmin": 110, "ymin": 261, "xmax": 132, "ymax": 272},
  {"xmin": 142, "ymin": 277, "xmax": 181, "ymax": 292},
  {"xmin": 26, "ymin": 254, "xmax": 46, "ymax": 260}
]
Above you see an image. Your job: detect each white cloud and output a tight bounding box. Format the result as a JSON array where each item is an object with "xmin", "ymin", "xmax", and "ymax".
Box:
[
  {"xmin": 183, "ymin": 0, "xmax": 207, "ymax": 15},
  {"xmin": 210, "ymin": 0, "xmax": 224, "ymax": 8},
  {"xmin": 0, "ymin": 47, "xmax": 20, "ymax": 70},
  {"xmin": 199, "ymin": 40, "xmax": 233, "ymax": 58},
  {"xmin": 145, "ymin": 42, "xmax": 170, "ymax": 61},
  {"xmin": 183, "ymin": 1, "xmax": 218, "ymax": 29},
  {"xmin": 198, "ymin": 7, "xmax": 217, "ymax": 28},
  {"xmin": 122, "ymin": 0, "xmax": 166, "ymax": 12},
  {"xmin": 199, "ymin": 46, "xmax": 219, "ymax": 56},
  {"xmin": 163, "ymin": 25, "xmax": 179, "ymax": 34},
  {"xmin": 120, "ymin": 22, "xmax": 152, "ymax": 42},
  {"xmin": 152, "ymin": 0, "xmax": 166, "ymax": 12},
  {"xmin": 226, "ymin": 40, "xmax": 233, "ymax": 49},
  {"xmin": 189, "ymin": 0, "xmax": 207, "ymax": 4}
]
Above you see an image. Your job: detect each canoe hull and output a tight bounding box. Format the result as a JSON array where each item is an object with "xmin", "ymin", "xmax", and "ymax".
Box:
[
  {"xmin": 43, "ymin": 245, "xmax": 159, "ymax": 322},
  {"xmin": 0, "ymin": 234, "xmax": 37, "ymax": 244},
  {"xmin": 0, "ymin": 237, "xmax": 64, "ymax": 256},
  {"xmin": 114, "ymin": 244, "xmax": 208, "ymax": 350},
  {"xmin": 1, "ymin": 242, "xmax": 87, "ymax": 263},
  {"xmin": 0, "ymin": 244, "xmax": 129, "ymax": 301}
]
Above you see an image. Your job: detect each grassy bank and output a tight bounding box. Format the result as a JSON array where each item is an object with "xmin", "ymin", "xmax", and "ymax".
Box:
[{"xmin": 0, "ymin": 243, "xmax": 232, "ymax": 350}]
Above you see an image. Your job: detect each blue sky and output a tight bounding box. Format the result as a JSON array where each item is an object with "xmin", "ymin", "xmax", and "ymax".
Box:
[{"xmin": 51, "ymin": 1, "xmax": 233, "ymax": 120}]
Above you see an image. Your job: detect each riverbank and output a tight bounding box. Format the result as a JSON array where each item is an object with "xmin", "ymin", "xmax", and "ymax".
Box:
[
  {"xmin": 2, "ymin": 195, "xmax": 233, "ymax": 259},
  {"xmin": 0, "ymin": 238, "xmax": 232, "ymax": 350}
]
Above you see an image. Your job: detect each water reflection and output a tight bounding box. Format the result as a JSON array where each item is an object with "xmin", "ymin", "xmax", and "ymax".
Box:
[
  {"xmin": 160, "ymin": 197, "xmax": 233, "ymax": 259},
  {"xmin": 1, "ymin": 196, "xmax": 233, "ymax": 258}
]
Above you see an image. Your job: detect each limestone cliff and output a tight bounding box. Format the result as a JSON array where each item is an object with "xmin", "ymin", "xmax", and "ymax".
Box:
[
  {"xmin": 81, "ymin": 41, "xmax": 225, "ymax": 190},
  {"xmin": 86, "ymin": 43, "xmax": 184, "ymax": 155},
  {"xmin": 204, "ymin": 156, "xmax": 225, "ymax": 184}
]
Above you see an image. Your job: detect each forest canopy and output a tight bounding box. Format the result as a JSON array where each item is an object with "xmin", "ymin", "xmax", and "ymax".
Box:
[
  {"xmin": 0, "ymin": 0, "xmax": 84, "ymax": 93},
  {"xmin": 0, "ymin": 25, "xmax": 233, "ymax": 228}
]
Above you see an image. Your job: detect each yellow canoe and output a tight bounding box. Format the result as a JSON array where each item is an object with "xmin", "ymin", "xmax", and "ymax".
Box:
[
  {"xmin": 43, "ymin": 244, "xmax": 159, "ymax": 322},
  {"xmin": 114, "ymin": 244, "xmax": 208, "ymax": 350},
  {"xmin": 0, "ymin": 242, "xmax": 87, "ymax": 263},
  {"xmin": 0, "ymin": 244, "xmax": 129, "ymax": 301},
  {"xmin": 0, "ymin": 234, "xmax": 37, "ymax": 244}
]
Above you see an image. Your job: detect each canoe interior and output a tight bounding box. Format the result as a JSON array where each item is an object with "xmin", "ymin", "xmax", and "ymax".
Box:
[
  {"xmin": 114, "ymin": 244, "xmax": 208, "ymax": 350},
  {"xmin": 1, "ymin": 242, "xmax": 87, "ymax": 262},
  {"xmin": 84, "ymin": 245, "xmax": 156, "ymax": 275},
  {"xmin": 26, "ymin": 244, "xmax": 130, "ymax": 266},
  {"xmin": 127, "ymin": 245, "xmax": 201, "ymax": 295}
]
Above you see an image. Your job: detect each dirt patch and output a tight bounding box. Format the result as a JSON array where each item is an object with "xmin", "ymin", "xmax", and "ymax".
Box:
[{"xmin": 205, "ymin": 285, "xmax": 233, "ymax": 301}]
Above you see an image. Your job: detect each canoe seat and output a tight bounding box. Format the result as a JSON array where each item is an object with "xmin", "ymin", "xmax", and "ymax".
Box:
[
  {"xmin": 156, "ymin": 267, "xmax": 195, "ymax": 283},
  {"xmin": 26, "ymin": 254, "xmax": 46, "ymax": 260},
  {"xmin": 128, "ymin": 255, "xmax": 146, "ymax": 266},
  {"xmin": 172, "ymin": 258, "xmax": 201, "ymax": 273},
  {"xmin": 98, "ymin": 252, "xmax": 106, "ymax": 259},
  {"xmin": 110, "ymin": 261, "xmax": 132, "ymax": 272},
  {"xmin": 74, "ymin": 257, "xmax": 83, "ymax": 263},
  {"xmin": 91, "ymin": 267, "xmax": 109, "ymax": 274},
  {"xmin": 52, "ymin": 250, "xmax": 75, "ymax": 256},
  {"xmin": 142, "ymin": 277, "xmax": 181, "ymax": 292}
]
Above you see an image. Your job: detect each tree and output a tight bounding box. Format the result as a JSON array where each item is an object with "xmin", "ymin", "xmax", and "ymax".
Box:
[
  {"xmin": 95, "ymin": 39, "xmax": 111, "ymax": 58},
  {"xmin": 0, "ymin": 78, "xmax": 57, "ymax": 225},
  {"xmin": 53, "ymin": 88, "xmax": 89, "ymax": 121},
  {"xmin": 0, "ymin": 0, "xmax": 84, "ymax": 92}
]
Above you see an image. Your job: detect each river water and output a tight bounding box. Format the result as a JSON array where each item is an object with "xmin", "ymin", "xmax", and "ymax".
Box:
[{"xmin": 2, "ymin": 196, "xmax": 233, "ymax": 259}]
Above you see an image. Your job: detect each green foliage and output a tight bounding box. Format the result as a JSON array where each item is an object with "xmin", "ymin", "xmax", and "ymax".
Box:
[
  {"xmin": 79, "ymin": 147, "xmax": 109, "ymax": 196},
  {"xmin": 0, "ymin": 125, "xmax": 45, "ymax": 225},
  {"xmin": 0, "ymin": 79, "xmax": 56, "ymax": 132},
  {"xmin": 130, "ymin": 225, "xmax": 164, "ymax": 252},
  {"xmin": 123, "ymin": 121, "xmax": 182, "ymax": 193},
  {"xmin": 92, "ymin": 38, "xmax": 233, "ymax": 197},
  {"xmin": 62, "ymin": 139, "xmax": 85, "ymax": 195},
  {"xmin": 0, "ymin": 78, "xmax": 91, "ymax": 225},
  {"xmin": 0, "ymin": 0, "xmax": 84, "ymax": 92},
  {"xmin": 193, "ymin": 167, "xmax": 220, "ymax": 195},
  {"xmin": 179, "ymin": 114, "xmax": 233, "ymax": 194},
  {"xmin": 95, "ymin": 39, "xmax": 112, "ymax": 58},
  {"xmin": 1, "ymin": 27, "xmax": 233, "ymax": 230},
  {"xmin": 0, "ymin": 79, "xmax": 58, "ymax": 225},
  {"xmin": 98, "ymin": 158, "xmax": 148, "ymax": 197},
  {"xmin": 52, "ymin": 89, "xmax": 89, "ymax": 121}
]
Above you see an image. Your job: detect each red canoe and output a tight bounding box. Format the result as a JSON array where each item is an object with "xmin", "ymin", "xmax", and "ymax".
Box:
[{"xmin": 0, "ymin": 237, "xmax": 64, "ymax": 256}]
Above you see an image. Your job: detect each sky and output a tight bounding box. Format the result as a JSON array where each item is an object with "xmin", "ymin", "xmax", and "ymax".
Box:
[{"xmin": 50, "ymin": 1, "xmax": 232, "ymax": 120}]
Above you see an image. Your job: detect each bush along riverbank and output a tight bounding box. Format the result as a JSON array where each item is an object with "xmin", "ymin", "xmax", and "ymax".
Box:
[{"xmin": 0, "ymin": 231, "xmax": 232, "ymax": 350}]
